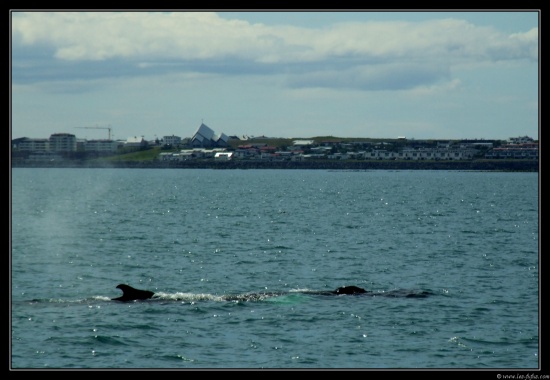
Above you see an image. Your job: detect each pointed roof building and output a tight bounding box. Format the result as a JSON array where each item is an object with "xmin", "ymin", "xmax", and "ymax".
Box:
[{"xmin": 190, "ymin": 123, "xmax": 228, "ymax": 148}]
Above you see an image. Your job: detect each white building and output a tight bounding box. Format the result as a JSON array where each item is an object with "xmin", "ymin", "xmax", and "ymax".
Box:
[
  {"xmin": 49, "ymin": 133, "xmax": 77, "ymax": 152},
  {"xmin": 163, "ymin": 135, "xmax": 182, "ymax": 146},
  {"xmin": 84, "ymin": 139, "xmax": 119, "ymax": 152},
  {"xmin": 15, "ymin": 138, "xmax": 50, "ymax": 152},
  {"xmin": 214, "ymin": 152, "xmax": 233, "ymax": 160}
]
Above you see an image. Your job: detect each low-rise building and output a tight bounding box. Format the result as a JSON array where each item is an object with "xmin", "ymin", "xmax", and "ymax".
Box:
[
  {"xmin": 84, "ymin": 139, "xmax": 118, "ymax": 152},
  {"xmin": 214, "ymin": 152, "xmax": 233, "ymax": 160},
  {"xmin": 163, "ymin": 135, "xmax": 182, "ymax": 146},
  {"xmin": 49, "ymin": 133, "xmax": 77, "ymax": 152},
  {"xmin": 486, "ymin": 143, "xmax": 538, "ymax": 159},
  {"xmin": 14, "ymin": 137, "xmax": 50, "ymax": 152}
]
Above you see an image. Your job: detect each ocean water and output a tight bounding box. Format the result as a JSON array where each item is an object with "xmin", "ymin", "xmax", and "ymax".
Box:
[{"xmin": 10, "ymin": 168, "xmax": 539, "ymax": 369}]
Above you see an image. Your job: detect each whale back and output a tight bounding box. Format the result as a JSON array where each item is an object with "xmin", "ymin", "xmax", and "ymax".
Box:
[
  {"xmin": 334, "ymin": 285, "xmax": 367, "ymax": 295},
  {"xmin": 112, "ymin": 284, "xmax": 155, "ymax": 302}
]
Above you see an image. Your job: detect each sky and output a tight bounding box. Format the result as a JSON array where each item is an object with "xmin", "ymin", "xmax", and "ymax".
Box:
[{"xmin": 10, "ymin": 10, "xmax": 539, "ymax": 141}]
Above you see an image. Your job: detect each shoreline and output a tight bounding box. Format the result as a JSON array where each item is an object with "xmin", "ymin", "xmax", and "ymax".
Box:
[{"xmin": 11, "ymin": 159, "xmax": 539, "ymax": 172}]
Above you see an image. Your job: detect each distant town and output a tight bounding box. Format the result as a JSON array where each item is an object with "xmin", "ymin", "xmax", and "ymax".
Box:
[{"xmin": 11, "ymin": 123, "xmax": 539, "ymax": 164}]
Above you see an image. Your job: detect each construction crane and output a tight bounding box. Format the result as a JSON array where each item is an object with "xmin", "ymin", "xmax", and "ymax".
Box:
[{"xmin": 75, "ymin": 125, "xmax": 113, "ymax": 140}]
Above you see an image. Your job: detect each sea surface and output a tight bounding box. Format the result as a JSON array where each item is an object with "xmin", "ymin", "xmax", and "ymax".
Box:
[{"xmin": 10, "ymin": 168, "xmax": 539, "ymax": 370}]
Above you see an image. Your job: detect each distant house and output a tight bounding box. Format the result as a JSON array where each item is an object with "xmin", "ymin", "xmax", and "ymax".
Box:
[
  {"xmin": 214, "ymin": 151, "xmax": 233, "ymax": 160},
  {"xmin": 289, "ymin": 140, "xmax": 314, "ymax": 151},
  {"xmin": 190, "ymin": 123, "xmax": 229, "ymax": 148},
  {"xmin": 163, "ymin": 135, "xmax": 182, "ymax": 146},
  {"xmin": 292, "ymin": 140, "xmax": 315, "ymax": 147}
]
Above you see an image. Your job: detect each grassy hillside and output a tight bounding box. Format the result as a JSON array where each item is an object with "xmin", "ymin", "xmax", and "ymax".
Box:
[{"xmin": 94, "ymin": 146, "xmax": 163, "ymax": 162}]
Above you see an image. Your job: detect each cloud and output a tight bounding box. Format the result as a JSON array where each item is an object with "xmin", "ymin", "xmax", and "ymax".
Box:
[
  {"xmin": 405, "ymin": 78, "xmax": 463, "ymax": 96},
  {"xmin": 11, "ymin": 12, "xmax": 538, "ymax": 92},
  {"xmin": 287, "ymin": 62, "xmax": 451, "ymax": 91}
]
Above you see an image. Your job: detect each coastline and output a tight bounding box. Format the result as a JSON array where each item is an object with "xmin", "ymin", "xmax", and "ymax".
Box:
[{"xmin": 11, "ymin": 159, "xmax": 539, "ymax": 172}]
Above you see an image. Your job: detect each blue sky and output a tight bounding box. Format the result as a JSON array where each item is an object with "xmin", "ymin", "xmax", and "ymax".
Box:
[{"xmin": 10, "ymin": 11, "xmax": 539, "ymax": 141}]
